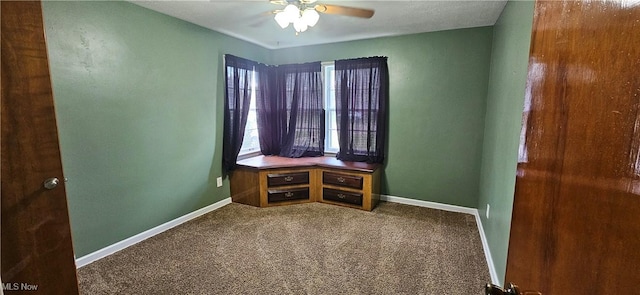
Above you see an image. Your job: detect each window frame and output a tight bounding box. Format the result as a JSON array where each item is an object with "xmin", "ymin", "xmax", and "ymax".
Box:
[{"xmin": 322, "ymin": 62, "xmax": 339, "ymax": 154}]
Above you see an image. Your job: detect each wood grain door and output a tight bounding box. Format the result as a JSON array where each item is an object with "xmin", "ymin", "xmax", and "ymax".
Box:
[
  {"xmin": 1, "ymin": 1, "xmax": 79, "ymax": 294},
  {"xmin": 505, "ymin": 0, "xmax": 640, "ymax": 293}
]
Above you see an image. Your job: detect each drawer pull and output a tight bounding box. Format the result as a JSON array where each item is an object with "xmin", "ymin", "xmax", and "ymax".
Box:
[
  {"xmin": 285, "ymin": 192, "xmax": 294, "ymax": 198},
  {"xmin": 337, "ymin": 193, "xmax": 346, "ymax": 199},
  {"xmin": 284, "ymin": 176, "xmax": 294, "ymax": 182},
  {"xmin": 337, "ymin": 177, "xmax": 346, "ymax": 183}
]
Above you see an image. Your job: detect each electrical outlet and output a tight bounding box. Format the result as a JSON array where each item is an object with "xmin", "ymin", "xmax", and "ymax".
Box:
[
  {"xmin": 216, "ymin": 177, "xmax": 223, "ymax": 188},
  {"xmin": 486, "ymin": 204, "xmax": 491, "ymax": 219}
]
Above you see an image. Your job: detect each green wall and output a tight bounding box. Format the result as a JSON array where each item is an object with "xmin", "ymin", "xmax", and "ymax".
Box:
[
  {"xmin": 477, "ymin": 1, "xmax": 534, "ymax": 284},
  {"xmin": 271, "ymin": 27, "xmax": 494, "ymax": 207},
  {"xmin": 42, "ymin": 1, "xmax": 268, "ymax": 256},
  {"xmin": 43, "ymin": 0, "xmax": 525, "ymax": 263}
]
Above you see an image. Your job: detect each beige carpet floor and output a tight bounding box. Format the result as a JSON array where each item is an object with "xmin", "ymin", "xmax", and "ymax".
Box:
[{"xmin": 78, "ymin": 201, "xmax": 490, "ymax": 294}]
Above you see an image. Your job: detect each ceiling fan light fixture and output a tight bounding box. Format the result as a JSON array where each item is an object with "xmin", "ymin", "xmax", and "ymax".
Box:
[
  {"xmin": 274, "ymin": 11, "xmax": 290, "ymax": 28},
  {"xmin": 283, "ymin": 4, "xmax": 300, "ymax": 20},
  {"xmin": 293, "ymin": 17, "xmax": 308, "ymax": 32},
  {"xmin": 269, "ymin": 1, "xmax": 375, "ymax": 34},
  {"xmin": 301, "ymin": 9, "xmax": 319, "ymax": 27}
]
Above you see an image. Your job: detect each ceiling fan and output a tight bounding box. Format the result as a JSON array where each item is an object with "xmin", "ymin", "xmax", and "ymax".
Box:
[{"xmin": 268, "ymin": 0, "xmax": 375, "ymax": 34}]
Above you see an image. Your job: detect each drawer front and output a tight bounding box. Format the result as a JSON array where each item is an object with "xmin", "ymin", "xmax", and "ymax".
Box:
[
  {"xmin": 323, "ymin": 172, "xmax": 363, "ymax": 189},
  {"xmin": 267, "ymin": 172, "xmax": 309, "ymax": 187},
  {"xmin": 323, "ymin": 188, "xmax": 363, "ymax": 206},
  {"xmin": 268, "ymin": 188, "xmax": 309, "ymax": 203}
]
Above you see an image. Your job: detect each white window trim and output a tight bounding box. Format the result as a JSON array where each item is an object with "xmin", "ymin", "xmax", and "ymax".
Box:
[{"xmin": 322, "ymin": 61, "xmax": 339, "ymax": 154}]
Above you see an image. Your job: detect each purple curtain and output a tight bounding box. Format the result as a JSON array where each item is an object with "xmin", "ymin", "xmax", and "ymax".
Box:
[
  {"xmin": 334, "ymin": 57, "xmax": 388, "ymax": 163},
  {"xmin": 277, "ymin": 62, "xmax": 325, "ymax": 158},
  {"xmin": 255, "ymin": 63, "xmax": 280, "ymax": 155},
  {"xmin": 222, "ymin": 55, "xmax": 258, "ymax": 173}
]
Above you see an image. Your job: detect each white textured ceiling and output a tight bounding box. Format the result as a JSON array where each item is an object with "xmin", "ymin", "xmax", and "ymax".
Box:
[{"xmin": 131, "ymin": 0, "xmax": 507, "ymax": 49}]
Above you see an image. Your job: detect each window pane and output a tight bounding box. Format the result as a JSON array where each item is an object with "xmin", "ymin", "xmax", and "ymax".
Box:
[
  {"xmin": 329, "ymin": 128, "xmax": 339, "ymax": 151},
  {"xmin": 324, "ymin": 63, "xmax": 339, "ymax": 152},
  {"xmin": 239, "ymin": 69, "xmax": 259, "ymax": 155}
]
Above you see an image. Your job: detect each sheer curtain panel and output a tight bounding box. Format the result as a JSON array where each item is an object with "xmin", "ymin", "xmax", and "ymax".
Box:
[
  {"xmin": 334, "ymin": 57, "xmax": 389, "ymax": 163},
  {"xmin": 223, "ymin": 55, "xmax": 257, "ymax": 173},
  {"xmin": 277, "ymin": 62, "xmax": 325, "ymax": 158},
  {"xmin": 255, "ymin": 63, "xmax": 280, "ymax": 155}
]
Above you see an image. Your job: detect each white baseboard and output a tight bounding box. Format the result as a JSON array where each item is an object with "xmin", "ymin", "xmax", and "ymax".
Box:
[
  {"xmin": 473, "ymin": 210, "xmax": 501, "ymax": 286},
  {"xmin": 380, "ymin": 194, "xmax": 500, "ymax": 285},
  {"xmin": 380, "ymin": 194, "xmax": 477, "ymax": 215},
  {"xmin": 75, "ymin": 197, "xmax": 232, "ymax": 268}
]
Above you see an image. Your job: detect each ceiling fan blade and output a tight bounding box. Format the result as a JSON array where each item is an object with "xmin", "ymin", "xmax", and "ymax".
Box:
[
  {"xmin": 250, "ymin": 11, "xmax": 277, "ymax": 28},
  {"xmin": 315, "ymin": 4, "xmax": 374, "ymax": 18}
]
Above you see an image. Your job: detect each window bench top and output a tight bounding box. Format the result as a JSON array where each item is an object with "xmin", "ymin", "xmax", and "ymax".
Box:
[{"xmin": 236, "ymin": 155, "xmax": 380, "ymax": 173}]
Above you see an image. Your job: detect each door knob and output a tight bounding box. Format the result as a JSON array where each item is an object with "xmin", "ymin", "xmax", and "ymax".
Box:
[
  {"xmin": 43, "ymin": 177, "xmax": 60, "ymax": 190},
  {"xmin": 485, "ymin": 283, "xmax": 541, "ymax": 295}
]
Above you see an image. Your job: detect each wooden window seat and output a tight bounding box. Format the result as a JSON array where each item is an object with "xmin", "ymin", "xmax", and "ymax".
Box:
[{"xmin": 230, "ymin": 156, "xmax": 381, "ymax": 211}]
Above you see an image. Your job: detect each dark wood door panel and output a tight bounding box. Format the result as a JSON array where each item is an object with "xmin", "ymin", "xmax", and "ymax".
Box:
[
  {"xmin": 1, "ymin": 1, "xmax": 80, "ymax": 293},
  {"xmin": 506, "ymin": 0, "xmax": 640, "ymax": 294}
]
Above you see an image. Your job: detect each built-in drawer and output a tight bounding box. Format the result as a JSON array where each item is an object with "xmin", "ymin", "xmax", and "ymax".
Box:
[
  {"xmin": 323, "ymin": 172, "xmax": 363, "ymax": 189},
  {"xmin": 323, "ymin": 188, "xmax": 363, "ymax": 206},
  {"xmin": 267, "ymin": 172, "xmax": 309, "ymax": 187},
  {"xmin": 268, "ymin": 187, "xmax": 309, "ymax": 203}
]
